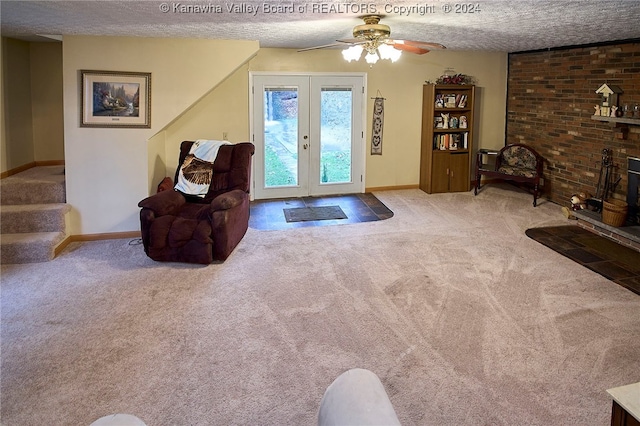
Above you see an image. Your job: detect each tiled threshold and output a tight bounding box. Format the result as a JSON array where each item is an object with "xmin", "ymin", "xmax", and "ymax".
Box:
[{"xmin": 573, "ymin": 209, "xmax": 640, "ymax": 253}]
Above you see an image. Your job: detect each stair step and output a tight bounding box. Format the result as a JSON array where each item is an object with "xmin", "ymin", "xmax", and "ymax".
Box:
[
  {"xmin": 0, "ymin": 232, "xmax": 66, "ymax": 264},
  {"xmin": 1, "ymin": 203, "xmax": 71, "ymax": 233},
  {"xmin": 0, "ymin": 166, "xmax": 69, "ymax": 264},
  {"xmin": 0, "ymin": 166, "xmax": 66, "ymax": 205}
]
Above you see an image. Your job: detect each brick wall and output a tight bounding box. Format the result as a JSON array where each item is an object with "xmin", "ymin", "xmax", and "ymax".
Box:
[{"xmin": 507, "ymin": 41, "xmax": 640, "ymax": 208}]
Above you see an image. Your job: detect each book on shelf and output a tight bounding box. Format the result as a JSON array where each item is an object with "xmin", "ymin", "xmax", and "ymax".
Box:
[
  {"xmin": 432, "ymin": 132, "xmax": 469, "ymax": 150},
  {"xmin": 433, "ymin": 134, "xmax": 450, "ymax": 150}
]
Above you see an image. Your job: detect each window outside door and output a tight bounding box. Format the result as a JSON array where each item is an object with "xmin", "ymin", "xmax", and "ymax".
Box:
[{"xmin": 251, "ymin": 73, "xmax": 366, "ymax": 199}]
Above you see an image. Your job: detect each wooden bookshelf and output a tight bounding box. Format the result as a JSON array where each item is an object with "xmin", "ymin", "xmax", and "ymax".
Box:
[{"xmin": 420, "ymin": 84, "xmax": 475, "ymax": 193}]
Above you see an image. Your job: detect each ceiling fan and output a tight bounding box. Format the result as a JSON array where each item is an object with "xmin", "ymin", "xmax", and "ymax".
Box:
[{"xmin": 298, "ymin": 15, "xmax": 446, "ymax": 64}]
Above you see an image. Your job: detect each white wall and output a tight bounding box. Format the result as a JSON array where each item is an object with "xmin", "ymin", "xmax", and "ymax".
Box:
[
  {"xmin": 31, "ymin": 42, "xmax": 65, "ymax": 162},
  {"xmin": 62, "ymin": 36, "xmax": 259, "ymax": 235},
  {"xmin": 59, "ymin": 38, "xmax": 506, "ymax": 235},
  {"xmin": 162, "ymin": 63, "xmax": 252, "ymax": 175},
  {"xmin": 1, "ymin": 39, "xmax": 65, "ymax": 174},
  {"xmin": 157, "ymin": 48, "xmax": 507, "ymax": 192},
  {"xmin": 248, "ymin": 48, "xmax": 508, "ymax": 189},
  {"xmin": 1, "ymin": 37, "xmax": 34, "ymax": 172}
]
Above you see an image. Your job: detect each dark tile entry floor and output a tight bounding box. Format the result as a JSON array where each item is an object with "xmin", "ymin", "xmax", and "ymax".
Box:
[
  {"xmin": 526, "ymin": 225, "xmax": 640, "ymax": 296},
  {"xmin": 249, "ymin": 193, "xmax": 393, "ymax": 231}
]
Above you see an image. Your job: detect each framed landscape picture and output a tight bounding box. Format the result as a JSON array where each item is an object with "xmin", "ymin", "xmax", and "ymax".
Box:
[{"xmin": 80, "ymin": 70, "xmax": 151, "ymax": 128}]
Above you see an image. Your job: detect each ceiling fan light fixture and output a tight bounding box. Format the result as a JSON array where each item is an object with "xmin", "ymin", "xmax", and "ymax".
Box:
[
  {"xmin": 352, "ymin": 15, "xmax": 391, "ymax": 40},
  {"xmin": 321, "ymin": 15, "xmax": 440, "ymax": 65},
  {"xmin": 342, "ymin": 45, "xmax": 364, "ymax": 62},
  {"xmin": 378, "ymin": 43, "xmax": 402, "ymax": 62},
  {"xmin": 353, "ymin": 24, "xmax": 391, "ymax": 40}
]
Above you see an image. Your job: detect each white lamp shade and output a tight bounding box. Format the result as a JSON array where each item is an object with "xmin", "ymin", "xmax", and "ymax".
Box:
[
  {"xmin": 378, "ymin": 44, "xmax": 402, "ymax": 62},
  {"xmin": 365, "ymin": 51, "xmax": 379, "ymax": 64},
  {"xmin": 342, "ymin": 45, "xmax": 364, "ymax": 62}
]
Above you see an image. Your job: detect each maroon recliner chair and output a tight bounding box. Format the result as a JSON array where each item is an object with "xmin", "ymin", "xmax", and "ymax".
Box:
[{"xmin": 138, "ymin": 141, "xmax": 255, "ymax": 264}]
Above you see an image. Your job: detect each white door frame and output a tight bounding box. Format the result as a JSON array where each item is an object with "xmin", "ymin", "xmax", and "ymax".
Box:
[{"xmin": 249, "ymin": 71, "xmax": 367, "ymax": 200}]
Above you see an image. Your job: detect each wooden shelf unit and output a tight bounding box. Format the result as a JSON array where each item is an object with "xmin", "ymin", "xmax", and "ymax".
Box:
[{"xmin": 420, "ymin": 84, "xmax": 475, "ymax": 193}]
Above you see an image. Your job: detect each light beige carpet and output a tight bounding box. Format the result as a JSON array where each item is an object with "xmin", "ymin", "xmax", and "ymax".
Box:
[{"xmin": 2, "ymin": 185, "xmax": 639, "ymax": 425}]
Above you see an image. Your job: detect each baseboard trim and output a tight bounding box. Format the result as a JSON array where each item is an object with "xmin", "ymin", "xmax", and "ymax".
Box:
[
  {"xmin": 54, "ymin": 236, "xmax": 73, "ymax": 257},
  {"xmin": 54, "ymin": 231, "xmax": 141, "ymax": 257},
  {"xmin": 365, "ymin": 181, "xmax": 502, "ymax": 193},
  {"xmin": 1, "ymin": 162, "xmax": 36, "ymax": 179},
  {"xmin": 36, "ymin": 160, "xmax": 65, "ymax": 167},
  {"xmin": 1, "ymin": 160, "xmax": 65, "ymax": 179},
  {"xmin": 366, "ymin": 184, "xmax": 420, "ymax": 192},
  {"xmin": 71, "ymin": 231, "xmax": 142, "ymax": 242}
]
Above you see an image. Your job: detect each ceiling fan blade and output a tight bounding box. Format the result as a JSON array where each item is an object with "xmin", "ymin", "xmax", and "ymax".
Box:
[
  {"xmin": 336, "ymin": 39, "xmax": 367, "ymax": 45},
  {"xmin": 297, "ymin": 42, "xmax": 349, "ymax": 52},
  {"xmin": 389, "ymin": 42, "xmax": 430, "ymax": 55},
  {"xmin": 394, "ymin": 39, "xmax": 447, "ymax": 50}
]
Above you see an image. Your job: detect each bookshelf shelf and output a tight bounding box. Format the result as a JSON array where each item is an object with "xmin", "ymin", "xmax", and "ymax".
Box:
[
  {"xmin": 420, "ymin": 84, "xmax": 475, "ymax": 193},
  {"xmin": 433, "ymin": 128, "xmax": 469, "ymax": 133}
]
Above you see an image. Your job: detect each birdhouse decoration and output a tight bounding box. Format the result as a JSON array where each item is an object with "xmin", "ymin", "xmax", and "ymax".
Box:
[{"xmin": 595, "ymin": 83, "xmax": 623, "ymax": 117}]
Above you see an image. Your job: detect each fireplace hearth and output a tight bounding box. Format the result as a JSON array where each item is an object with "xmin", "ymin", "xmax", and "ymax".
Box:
[
  {"xmin": 573, "ymin": 209, "xmax": 640, "ymax": 252},
  {"xmin": 567, "ymin": 157, "xmax": 640, "ymax": 252}
]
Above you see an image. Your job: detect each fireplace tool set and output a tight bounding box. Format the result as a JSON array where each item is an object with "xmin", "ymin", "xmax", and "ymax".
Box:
[{"xmin": 587, "ymin": 148, "xmax": 621, "ymax": 212}]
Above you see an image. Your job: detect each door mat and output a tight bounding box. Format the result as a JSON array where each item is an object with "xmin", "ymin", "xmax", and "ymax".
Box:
[
  {"xmin": 526, "ymin": 225, "xmax": 640, "ymax": 295},
  {"xmin": 284, "ymin": 205, "xmax": 347, "ymax": 223}
]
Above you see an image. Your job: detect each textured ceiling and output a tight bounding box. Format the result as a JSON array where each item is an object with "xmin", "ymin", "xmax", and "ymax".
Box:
[{"xmin": 2, "ymin": 0, "xmax": 640, "ymax": 52}]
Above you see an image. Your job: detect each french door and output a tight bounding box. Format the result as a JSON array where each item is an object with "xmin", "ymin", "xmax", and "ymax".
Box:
[{"xmin": 251, "ymin": 73, "xmax": 366, "ymax": 199}]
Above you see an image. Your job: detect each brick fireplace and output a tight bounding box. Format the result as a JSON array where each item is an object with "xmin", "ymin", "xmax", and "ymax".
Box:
[
  {"xmin": 507, "ymin": 41, "xmax": 640, "ymax": 251},
  {"xmin": 507, "ymin": 41, "xmax": 640, "ymax": 208}
]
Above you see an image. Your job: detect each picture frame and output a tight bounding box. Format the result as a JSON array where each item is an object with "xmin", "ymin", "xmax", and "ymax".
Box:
[
  {"xmin": 80, "ymin": 70, "xmax": 151, "ymax": 128},
  {"xmin": 444, "ymin": 95, "xmax": 457, "ymax": 108}
]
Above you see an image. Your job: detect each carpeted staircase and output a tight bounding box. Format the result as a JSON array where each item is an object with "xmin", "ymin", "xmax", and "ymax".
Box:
[{"xmin": 1, "ymin": 166, "xmax": 70, "ymax": 264}]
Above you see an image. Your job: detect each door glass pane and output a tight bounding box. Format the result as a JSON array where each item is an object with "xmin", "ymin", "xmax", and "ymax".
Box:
[
  {"xmin": 264, "ymin": 88, "xmax": 298, "ymax": 187},
  {"xmin": 320, "ymin": 88, "xmax": 352, "ymax": 184}
]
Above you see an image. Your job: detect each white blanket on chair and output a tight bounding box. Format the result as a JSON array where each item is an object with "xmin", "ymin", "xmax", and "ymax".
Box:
[{"xmin": 174, "ymin": 139, "xmax": 231, "ymax": 198}]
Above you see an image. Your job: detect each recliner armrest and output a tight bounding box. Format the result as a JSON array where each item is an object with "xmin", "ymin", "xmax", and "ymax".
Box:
[
  {"xmin": 138, "ymin": 189, "xmax": 186, "ymax": 216},
  {"xmin": 210, "ymin": 189, "xmax": 247, "ymax": 212}
]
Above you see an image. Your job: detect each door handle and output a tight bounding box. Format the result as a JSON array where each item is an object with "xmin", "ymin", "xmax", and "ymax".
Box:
[{"xmin": 303, "ymin": 144, "xmax": 308, "ymax": 149}]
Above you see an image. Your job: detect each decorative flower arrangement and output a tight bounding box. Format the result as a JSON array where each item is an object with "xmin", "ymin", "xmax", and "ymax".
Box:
[{"xmin": 435, "ymin": 73, "xmax": 475, "ymax": 85}]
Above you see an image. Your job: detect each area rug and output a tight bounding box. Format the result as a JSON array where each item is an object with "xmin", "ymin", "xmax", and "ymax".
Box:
[
  {"xmin": 283, "ymin": 205, "xmax": 347, "ymax": 223},
  {"xmin": 526, "ymin": 225, "xmax": 640, "ymax": 295}
]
